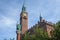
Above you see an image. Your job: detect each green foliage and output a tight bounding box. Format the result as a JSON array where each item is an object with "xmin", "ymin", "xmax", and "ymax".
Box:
[
  {"xmin": 35, "ymin": 27, "xmax": 50, "ymax": 40},
  {"xmin": 53, "ymin": 21, "xmax": 60, "ymax": 40},
  {"xmin": 22, "ymin": 21, "xmax": 60, "ymax": 40},
  {"xmin": 22, "ymin": 26, "xmax": 49, "ymax": 40},
  {"xmin": 4, "ymin": 39, "xmax": 7, "ymax": 40}
]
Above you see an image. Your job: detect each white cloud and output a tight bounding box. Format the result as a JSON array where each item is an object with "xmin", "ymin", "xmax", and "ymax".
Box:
[{"xmin": 0, "ymin": 15, "xmax": 16, "ymax": 27}]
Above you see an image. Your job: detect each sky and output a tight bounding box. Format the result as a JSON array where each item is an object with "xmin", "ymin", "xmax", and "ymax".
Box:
[{"xmin": 0, "ymin": 0, "xmax": 60, "ymax": 40}]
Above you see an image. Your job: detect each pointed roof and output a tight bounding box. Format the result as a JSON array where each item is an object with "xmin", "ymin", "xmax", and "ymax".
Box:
[
  {"xmin": 22, "ymin": 4, "xmax": 26, "ymax": 12},
  {"xmin": 22, "ymin": 0, "xmax": 26, "ymax": 12},
  {"xmin": 40, "ymin": 13, "xmax": 42, "ymax": 21}
]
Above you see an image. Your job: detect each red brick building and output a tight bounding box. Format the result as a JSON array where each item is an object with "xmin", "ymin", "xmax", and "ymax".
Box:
[
  {"xmin": 16, "ymin": 4, "xmax": 28, "ymax": 40},
  {"xmin": 16, "ymin": 4, "xmax": 54, "ymax": 40},
  {"xmin": 28, "ymin": 16, "xmax": 54, "ymax": 38}
]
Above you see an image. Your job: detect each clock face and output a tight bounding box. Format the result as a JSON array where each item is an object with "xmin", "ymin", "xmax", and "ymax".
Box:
[{"xmin": 23, "ymin": 13, "xmax": 26, "ymax": 16}]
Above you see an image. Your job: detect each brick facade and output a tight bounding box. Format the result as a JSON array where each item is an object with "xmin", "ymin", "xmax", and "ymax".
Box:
[
  {"xmin": 16, "ymin": 32, "xmax": 20, "ymax": 40},
  {"xmin": 20, "ymin": 12, "xmax": 28, "ymax": 35}
]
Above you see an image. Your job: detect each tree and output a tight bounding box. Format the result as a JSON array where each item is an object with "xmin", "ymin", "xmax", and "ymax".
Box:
[
  {"xmin": 22, "ymin": 25, "xmax": 49, "ymax": 40},
  {"xmin": 53, "ymin": 21, "xmax": 60, "ymax": 40},
  {"xmin": 10, "ymin": 38, "xmax": 14, "ymax": 40},
  {"xmin": 4, "ymin": 39, "xmax": 7, "ymax": 40}
]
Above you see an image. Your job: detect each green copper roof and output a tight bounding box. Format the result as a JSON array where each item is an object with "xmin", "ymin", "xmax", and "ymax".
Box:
[
  {"xmin": 22, "ymin": 4, "xmax": 26, "ymax": 12},
  {"xmin": 16, "ymin": 24, "xmax": 21, "ymax": 31}
]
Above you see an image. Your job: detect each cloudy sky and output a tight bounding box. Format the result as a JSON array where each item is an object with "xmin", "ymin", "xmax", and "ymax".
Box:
[{"xmin": 0, "ymin": 0, "xmax": 60, "ymax": 40}]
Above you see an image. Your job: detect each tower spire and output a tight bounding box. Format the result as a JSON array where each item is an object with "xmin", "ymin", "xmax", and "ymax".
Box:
[
  {"xmin": 40, "ymin": 13, "xmax": 42, "ymax": 22},
  {"xmin": 22, "ymin": 0, "xmax": 26, "ymax": 12}
]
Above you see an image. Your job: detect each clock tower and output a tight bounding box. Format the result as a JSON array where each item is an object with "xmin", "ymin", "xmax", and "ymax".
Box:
[{"xmin": 20, "ymin": 4, "xmax": 28, "ymax": 35}]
